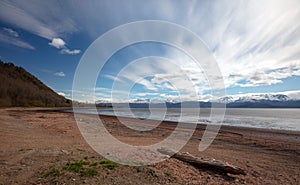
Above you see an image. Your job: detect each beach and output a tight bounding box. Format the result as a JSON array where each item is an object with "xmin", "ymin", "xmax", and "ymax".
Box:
[{"xmin": 0, "ymin": 108, "xmax": 299, "ymax": 184}]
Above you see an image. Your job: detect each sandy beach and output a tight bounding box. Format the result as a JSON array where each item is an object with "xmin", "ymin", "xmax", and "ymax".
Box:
[{"xmin": 0, "ymin": 108, "xmax": 299, "ymax": 184}]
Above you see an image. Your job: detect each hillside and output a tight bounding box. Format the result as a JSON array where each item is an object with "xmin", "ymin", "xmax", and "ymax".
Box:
[{"xmin": 0, "ymin": 61, "xmax": 71, "ymax": 107}]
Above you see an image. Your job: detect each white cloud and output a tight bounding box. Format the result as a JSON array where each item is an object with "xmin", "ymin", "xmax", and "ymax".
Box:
[
  {"xmin": 49, "ymin": 37, "xmax": 81, "ymax": 55},
  {"xmin": 48, "ymin": 38, "xmax": 65, "ymax": 49},
  {"xmin": 57, "ymin": 92, "xmax": 71, "ymax": 97},
  {"xmin": 217, "ymin": 90, "xmax": 300, "ymax": 102},
  {"xmin": 236, "ymin": 67, "xmax": 300, "ymax": 87},
  {"xmin": 60, "ymin": 48, "xmax": 81, "ymax": 55},
  {"xmin": 3, "ymin": 27, "xmax": 19, "ymax": 37},
  {"xmin": 54, "ymin": 71, "xmax": 65, "ymax": 77},
  {"xmin": 281, "ymin": 90, "xmax": 300, "ymax": 99},
  {"xmin": 108, "ymin": 56, "xmax": 207, "ymax": 102},
  {"xmin": 133, "ymin": 92, "xmax": 159, "ymax": 97},
  {"xmin": 58, "ymin": 92, "xmax": 65, "ymax": 96}
]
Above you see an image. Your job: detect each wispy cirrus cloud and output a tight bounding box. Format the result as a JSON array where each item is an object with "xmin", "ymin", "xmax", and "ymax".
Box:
[
  {"xmin": 0, "ymin": 0, "xmax": 77, "ymax": 40},
  {"xmin": 3, "ymin": 27, "xmax": 19, "ymax": 37},
  {"xmin": 1, "ymin": 0, "xmax": 300, "ymax": 101},
  {"xmin": 185, "ymin": 0, "xmax": 300, "ymax": 88},
  {"xmin": 0, "ymin": 28, "xmax": 34, "ymax": 50},
  {"xmin": 98, "ymin": 0, "xmax": 300, "ymax": 99}
]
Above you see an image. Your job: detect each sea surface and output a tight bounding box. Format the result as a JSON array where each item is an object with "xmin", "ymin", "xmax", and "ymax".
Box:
[{"xmin": 69, "ymin": 108, "xmax": 300, "ymax": 131}]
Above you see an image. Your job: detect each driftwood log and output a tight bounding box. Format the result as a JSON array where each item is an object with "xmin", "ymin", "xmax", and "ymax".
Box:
[{"xmin": 158, "ymin": 148, "xmax": 246, "ymax": 175}]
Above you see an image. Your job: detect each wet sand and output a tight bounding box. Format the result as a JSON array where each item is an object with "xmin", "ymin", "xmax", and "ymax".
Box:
[{"xmin": 0, "ymin": 108, "xmax": 299, "ymax": 184}]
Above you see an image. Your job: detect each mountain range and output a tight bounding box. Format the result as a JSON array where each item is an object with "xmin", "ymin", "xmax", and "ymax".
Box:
[{"xmin": 97, "ymin": 93, "xmax": 300, "ymax": 108}]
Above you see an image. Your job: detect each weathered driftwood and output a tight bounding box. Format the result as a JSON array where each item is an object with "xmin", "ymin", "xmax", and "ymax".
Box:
[{"xmin": 158, "ymin": 148, "xmax": 246, "ymax": 175}]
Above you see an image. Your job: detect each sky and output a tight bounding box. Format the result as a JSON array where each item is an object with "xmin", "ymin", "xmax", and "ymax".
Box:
[{"xmin": 1, "ymin": 0, "xmax": 300, "ymax": 103}]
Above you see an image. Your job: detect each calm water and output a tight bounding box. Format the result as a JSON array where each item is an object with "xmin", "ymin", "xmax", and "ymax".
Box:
[{"xmin": 69, "ymin": 108, "xmax": 300, "ymax": 131}]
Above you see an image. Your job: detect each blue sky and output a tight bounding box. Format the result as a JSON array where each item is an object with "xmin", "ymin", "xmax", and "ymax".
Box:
[{"xmin": 1, "ymin": 0, "xmax": 300, "ymax": 102}]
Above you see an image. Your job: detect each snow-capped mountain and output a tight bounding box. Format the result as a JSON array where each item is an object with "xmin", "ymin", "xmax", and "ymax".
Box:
[
  {"xmin": 212, "ymin": 93, "xmax": 300, "ymax": 108},
  {"xmin": 96, "ymin": 92, "xmax": 300, "ymax": 108},
  {"xmin": 216, "ymin": 94, "xmax": 290, "ymax": 103}
]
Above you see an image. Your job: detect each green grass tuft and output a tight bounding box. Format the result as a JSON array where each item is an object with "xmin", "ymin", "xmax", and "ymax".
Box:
[
  {"xmin": 99, "ymin": 160, "xmax": 117, "ymax": 170},
  {"xmin": 89, "ymin": 162, "xmax": 98, "ymax": 167},
  {"xmin": 64, "ymin": 161, "xmax": 90, "ymax": 172},
  {"xmin": 80, "ymin": 168, "xmax": 98, "ymax": 177},
  {"xmin": 44, "ymin": 168, "xmax": 61, "ymax": 177}
]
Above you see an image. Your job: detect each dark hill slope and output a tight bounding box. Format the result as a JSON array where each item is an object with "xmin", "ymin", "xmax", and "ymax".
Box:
[{"xmin": 0, "ymin": 61, "xmax": 71, "ymax": 107}]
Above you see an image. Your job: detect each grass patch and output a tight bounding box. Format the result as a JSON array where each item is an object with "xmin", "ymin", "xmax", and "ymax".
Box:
[
  {"xmin": 45, "ymin": 158, "xmax": 102, "ymax": 178},
  {"xmin": 99, "ymin": 160, "xmax": 117, "ymax": 170},
  {"xmin": 62, "ymin": 160, "xmax": 98, "ymax": 177},
  {"xmin": 44, "ymin": 168, "xmax": 61, "ymax": 177},
  {"xmin": 80, "ymin": 168, "xmax": 98, "ymax": 177},
  {"xmin": 89, "ymin": 162, "xmax": 98, "ymax": 167},
  {"xmin": 64, "ymin": 161, "xmax": 90, "ymax": 172}
]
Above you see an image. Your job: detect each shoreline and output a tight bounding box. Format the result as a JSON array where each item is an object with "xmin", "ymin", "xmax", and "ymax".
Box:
[
  {"xmin": 59, "ymin": 107, "xmax": 300, "ymax": 132},
  {"xmin": 58, "ymin": 107, "xmax": 300, "ymax": 137}
]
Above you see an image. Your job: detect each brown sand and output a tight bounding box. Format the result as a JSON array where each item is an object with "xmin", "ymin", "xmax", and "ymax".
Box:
[{"xmin": 0, "ymin": 108, "xmax": 299, "ymax": 184}]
